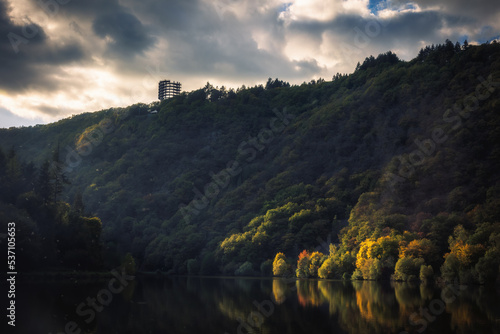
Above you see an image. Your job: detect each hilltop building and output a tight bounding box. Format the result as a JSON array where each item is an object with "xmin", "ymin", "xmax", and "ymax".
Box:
[{"xmin": 158, "ymin": 80, "xmax": 181, "ymax": 100}]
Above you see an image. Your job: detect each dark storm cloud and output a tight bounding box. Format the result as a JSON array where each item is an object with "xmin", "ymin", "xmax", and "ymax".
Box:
[
  {"xmin": 35, "ymin": 104, "xmax": 67, "ymax": 117},
  {"xmin": 384, "ymin": 0, "xmax": 500, "ymax": 41},
  {"xmin": 402, "ymin": 0, "xmax": 500, "ymax": 20},
  {"xmin": 124, "ymin": 0, "xmax": 205, "ymax": 31},
  {"xmin": 167, "ymin": 26, "xmax": 302, "ymax": 78},
  {"xmin": 28, "ymin": 0, "xmax": 156, "ymax": 57},
  {"xmin": 379, "ymin": 11, "xmax": 446, "ymax": 41},
  {"xmin": 286, "ymin": 8, "xmax": 481, "ymax": 64},
  {"xmin": 0, "ymin": 0, "xmax": 86, "ymax": 96},
  {"xmin": 38, "ymin": 0, "xmax": 123, "ymax": 18},
  {"xmin": 92, "ymin": 10, "xmax": 156, "ymax": 56},
  {"xmin": 123, "ymin": 0, "xmax": 316, "ymax": 80}
]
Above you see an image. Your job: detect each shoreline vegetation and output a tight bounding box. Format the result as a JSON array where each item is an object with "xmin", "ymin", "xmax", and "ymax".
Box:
[{"xmin": 14, "ymin": 270, "xmax": 491, "ymax": 288}]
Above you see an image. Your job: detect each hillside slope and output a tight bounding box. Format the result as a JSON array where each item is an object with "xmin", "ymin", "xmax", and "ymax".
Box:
[{"xmin": 1, "ymin": 41, "xmax": 500, "ymax": 282}]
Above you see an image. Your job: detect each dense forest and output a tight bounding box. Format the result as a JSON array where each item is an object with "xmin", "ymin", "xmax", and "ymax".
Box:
[{"xmin": 1, "ymin": 40, "xmax": 499, "ymax": 284}]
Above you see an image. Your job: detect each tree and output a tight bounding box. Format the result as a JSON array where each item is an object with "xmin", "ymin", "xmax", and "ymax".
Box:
[
  {"xmin": 462, "ymin": 39, "xmax": 469, "ymax": 50},
  {"xmin": 235, "ymin": 261, "xmax": 255, "ymax": 276},
  {"xmin": 399, "ymin": 238, "xmax": 437, "ymax": 265},
  {"xmin": 355, "ymin": 236, "xmax": 397, "ymax": 280},
  {"xmin": 318, "ymin": 245, "xmax": 356, "ymax": 279},
  {"xmin": 308, "ymin": 251, "xmax": 325, "ymax": 278},
  {"xmin": 72, "ymin": 189, "xmax": 85, "ymax": 215},
  {"xmin": 273, "ymin": 252, "xmax": 290, "ymax": 276},
  {"xmin": 50, "ymin": 143, "xmax": 70, "ymax": 203},
  {"xmin": 6, "ymin": 148, "xmax": 22, "ymax": 181},
  {"xmin": 122, "ymin": 253, "xmax": 136, "ymax": 275},
  {"xmin": 296, "ymin": 250, "xmax": 311, "ymax": 278},
  {"xmin": 419, "ymin": 265, "xmax": 434, "ymax": 282},
  {"xmin": 318, "ymin": 257, "xmax": 336, "ymax": 279},
  {"xmin": 265, "ymin": 78, "xmax": 290, "ymax": 89},
  {"xmin": 393, "ymin": 257, "xmax": 425, "ymax": 281},
  {"xmin": 36, "ymin": 161, "xmax": 52, "ymax": 204},
  {"xmin": 260, "ymin": 259, "xmax": 273, "ymax": 276},
  {"xmin": 440, "ymin": 225, "xmax": 487, "ymax": 283},
  {"xmin": 441, "ymin": 253, "xmax": 460, "ymax": 282}
]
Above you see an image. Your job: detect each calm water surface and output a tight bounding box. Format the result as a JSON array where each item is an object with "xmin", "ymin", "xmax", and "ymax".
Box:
[{"xmin": 14, "ymin": 276, "xmax": 500, "ymax": 334}]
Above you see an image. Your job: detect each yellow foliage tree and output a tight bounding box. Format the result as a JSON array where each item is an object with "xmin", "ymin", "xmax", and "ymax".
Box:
[
  {"xmin": 308, "ymin": 251, "xmax": 325, "ymax": 278},
  {"xmin": 272, "ymin": 252, "xmax": 290, "ymax": 276},
  {"xmin": 399, "ymin": 238, "xmax": 435, "ymax": 259}
]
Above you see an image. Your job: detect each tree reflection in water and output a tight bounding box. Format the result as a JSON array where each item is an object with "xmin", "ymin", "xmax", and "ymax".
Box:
[{"xmin": 16, "ymin": 276, "xmax": 500, "ymax": 334}]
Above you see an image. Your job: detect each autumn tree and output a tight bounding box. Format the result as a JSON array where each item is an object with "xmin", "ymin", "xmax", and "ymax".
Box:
[
  {"xmin": 273, "ymin": 252, "xmax": 290, "ymax": 276},
  {"xmin": 399, "ymin": 238, "xmax": 435, "ymax": 259},
  {"xmin": 308, "ymin": 251, "xmax": 325, "ymax": 278},
  {"xmin": 441, "ymin": 225, "xmax": 486, "ymax": 283},
  {"xmin": 318, "ymin": 244, "xmax": 355, "ymax": 279},
  {"xmin": 296, "ymin": 250, "xmax": 311, "ymax": 278},
  {"xmin": 355, "ymin": 235, "xmax": 400, "ymax": 280}
]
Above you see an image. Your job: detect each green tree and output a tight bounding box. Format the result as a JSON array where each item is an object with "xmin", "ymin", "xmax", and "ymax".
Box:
[
  {"xmin": 260, "ymin": 259, "xmax": 273, "ymax": 276},
  {"xmin": 50, "ymin": 144, "xmax": 70, "ymax": 203},
  {"xmin": 36, "ymin": 161, "xmax": 52, "ymax": 204},
  {"xmin": 122, "ymin": 253, "xmax": 136, "ymax": 275},
  {"xmin": 393, "ymin": 257, "xmax": 425, "ymax": 281},
  {"xmin": 235, "ymin": 261, "xmax": 255, "ymax": 276},
  {"xmin": 72, "ymin": 189, "xmax": 85, "ymax": 215},
  {"xmin": 318, "ymin": 257, "xmax": 336, "ymax": 279}
]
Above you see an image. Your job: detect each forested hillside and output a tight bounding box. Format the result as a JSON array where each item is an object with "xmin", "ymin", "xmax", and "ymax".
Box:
[{"xmin": 1, "ymin": 41, "xmax": 500, "ymax": 283}]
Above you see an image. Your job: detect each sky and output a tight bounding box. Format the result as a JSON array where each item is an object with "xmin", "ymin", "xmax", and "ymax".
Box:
[{"xmin": 0, "ymin": 0, "xmax": 499, "ymax": 128}]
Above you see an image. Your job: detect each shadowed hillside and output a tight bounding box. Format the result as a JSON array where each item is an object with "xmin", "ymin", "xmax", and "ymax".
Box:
[{"xmin": 1, "ymin": 41, "xmax": 500, "ymax": 283}]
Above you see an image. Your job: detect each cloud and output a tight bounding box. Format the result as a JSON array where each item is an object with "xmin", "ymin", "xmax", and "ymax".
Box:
[
  {"xmin": 92, "ymin": 10, "xmax": 156, "ymax": 57},
  {"xmin": 0, "ymin": 0, "xmax": 499, "ymax": 126},
  {"xmin": 0, "ymin": 0, "xmax": 86, "ymax": 93}
]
